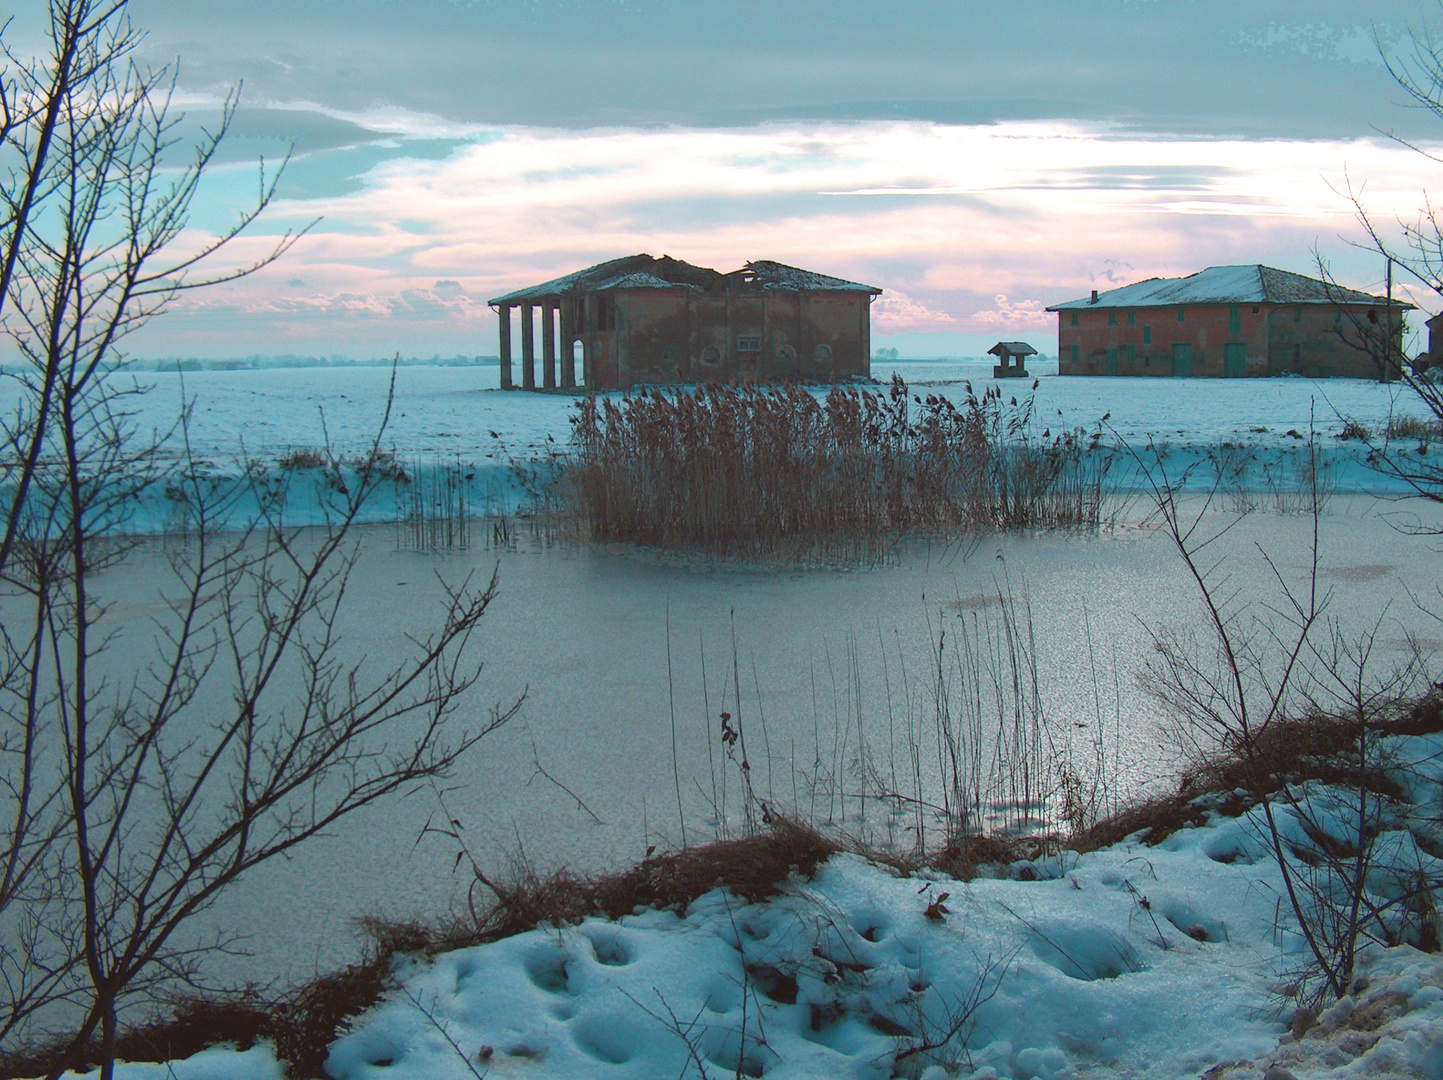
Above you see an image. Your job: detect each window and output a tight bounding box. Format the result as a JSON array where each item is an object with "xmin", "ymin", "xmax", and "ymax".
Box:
[
  {"xmin": 595, "ymin": 296, "xmax": 609, "ymax": 331},
  {"xmin": 1177, "ymin": 307, "xmax": 1186, "ymax": 322},
  {"xmin": 776, "ymin": 344, "xmax": 797, "ymax": 362},
  {"xmin": 1127, "ymin": 310, "xmax": 1136, "ymax": 326},
  {"xmin": 701, "ymin": 345, "xmax": 721, "ymax": 366},
  {"xmin": 1294, "ymin": 306, "xmax": 1302, "ymax": 323},
  {"xmin": 1143, "ymin": 325, "xmax": 1152, "ymax": 345},
  {"xmin": 814, "ymin": 343, "xmax": 833, "ymax": 363},
  {"xmin": 1229, "ymin": 305, "xmax": 1240, "ymax": 333},
  {"xmin": 1070, "ymin": 311, "xmax": 1079, "ymax": 326},
  {"xmin": 737, "ymin": 335, "xmax": 761, "ymax": 352},
  {"xmin": 1108, "ymin": 310, "xmax": 1117, "ymax": 325}
]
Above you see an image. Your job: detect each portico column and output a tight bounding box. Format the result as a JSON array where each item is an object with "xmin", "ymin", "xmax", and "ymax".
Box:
[
  {"xmin": 497, "ymin": 304, "xmax": 512, "ymax": 390},
  {"xmin": 542, "ymin": 301, "xmax": 557, "ymax": 390},
  {"xmin": 583, "ymin": 295, "xmax": 598, "ymax": 390},
  {"xmin": 521, "ymin": 302, "xmax": 535, "ymax": 390},
  {"xmin": 559, "ymin": 298, "xmax": 576, "ymax": 389}
]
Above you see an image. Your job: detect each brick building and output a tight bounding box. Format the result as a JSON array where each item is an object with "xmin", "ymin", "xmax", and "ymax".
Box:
[
  {"xmin": 1047, "ymin": 265, "xmax": 1410, "ymax": 379},
  {"xmin": 488, "ymin": 254, "xmax": 881, "ymax": 391}
]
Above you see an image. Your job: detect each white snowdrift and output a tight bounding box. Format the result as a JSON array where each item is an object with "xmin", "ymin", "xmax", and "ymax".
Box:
[{"xmin": 61, "ymin": 734, "xmax": 1443, "ymax": 1080}]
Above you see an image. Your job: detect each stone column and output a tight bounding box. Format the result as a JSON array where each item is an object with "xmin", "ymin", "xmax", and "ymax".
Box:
[
  {"xmin": 559, "ymin": 298, "xmax": 576, "ymax": 389},
  {"xmin": 542, "ymin": 301, "xmax": 557, "ymax": 390},
  {"xmin": 584, "ymin": 295, "xmax": 598, "ymax": 390},
  {"xmin": 520, "ymin": 303, "xmax": 535, "ymax": 390},
  {"xmin": 497, "ymin": 304, "xmax": 512, "ymax": 390}
]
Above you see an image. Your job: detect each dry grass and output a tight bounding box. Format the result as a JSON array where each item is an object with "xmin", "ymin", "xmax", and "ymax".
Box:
[
  {"xmin": 1385, "ymin": 413, "xmax": 1443, "ymax": 441},
  {"xmin": 546, "ymin": 377, "xmax": 1113, "ymax": 558}
]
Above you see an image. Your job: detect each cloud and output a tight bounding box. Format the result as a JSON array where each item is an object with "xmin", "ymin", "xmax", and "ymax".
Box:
[
  {"xmin": 128, "ymin": 119, "xmax": 1443, "ymax": 354},
  {"xmin": 872, "ymin": 293, "xmax": 955, "ymax": 332},
  {"xmin": 969, "ymin": 296, "xmax": 1053, "ymax": 329}
]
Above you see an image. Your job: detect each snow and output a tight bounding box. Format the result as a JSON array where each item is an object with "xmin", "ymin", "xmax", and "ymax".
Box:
[
  {"xmin": 18, "ymin": 362, "xmax": 1443, "ymax": 1078},
  {"xmin": 1046, "ymin": 266, "xmax": 1387, "ymax": 309},
  {"xmin": 1, "ymin": 360, "xmax": 1433, "ymax": 535},
  {"xmin": 64, "ymin": 731, "xmax": 1443, "ymax": 1080}
]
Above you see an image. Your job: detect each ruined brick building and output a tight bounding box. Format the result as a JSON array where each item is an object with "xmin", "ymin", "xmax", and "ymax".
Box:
[
  {"xmin": 488, "ymin": 255, "xmax": 881, "ymax": 390},
  {"xmin": 1048, "ymin": 265, "xmax": 1410, "ymax": 379}
]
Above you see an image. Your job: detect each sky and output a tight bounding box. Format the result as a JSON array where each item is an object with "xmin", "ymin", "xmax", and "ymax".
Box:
[{"xmin": 14, "ymin": 0, "xmax": 1443, "ymax": 358}]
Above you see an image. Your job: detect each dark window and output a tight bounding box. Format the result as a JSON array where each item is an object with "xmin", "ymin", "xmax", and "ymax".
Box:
[
  {"xmin": 1070, "ymin": 311, "xmax": 1079, "ymax": 326},
  {"xmin": 1177, "ymin": 307, "xmax": 1186, "ymax": 322},
  {"xmin": 1229, "ymin": 305, "xmax": 1241, "ymax": 333},
  {"xmin": 1127, "ymin": 309, "xmax": 1136, "ymax": 326},
  {"xmin": 701, "ymin": 345, "xmax": 721, "ymax": 366},
  {"xmin": 1294, "ymin": 306, "xmax": 1302, "ymax": 323},
  {"xmin": 1108, "ymin": 310, "xmax": 1117, "ymax": 325},
  {"xmin": 776, "ymin": 344, "xmax": 797, "ymax": 362},
  {"xmin": 1143, "ymin": 326, "xmax": 1152, "ymax": 345},
  {"xmin": 738, "ymin": 335, "xmax": 762, "ymax": 352},
  {"xmin": 814, "ymin": 343, "xmax": 833, "ymax": 363}
]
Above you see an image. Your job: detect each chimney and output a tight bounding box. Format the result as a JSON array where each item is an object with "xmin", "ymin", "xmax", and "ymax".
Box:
[{"xmin": 1090, "ymin": 289, "xmax": 1099, "ymax": 304}]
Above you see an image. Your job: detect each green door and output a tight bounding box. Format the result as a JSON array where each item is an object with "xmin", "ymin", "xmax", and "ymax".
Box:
[
  {"xmin": 1106, "ymin": 347, "xmax": 1119, "ymax": 376},
  {"xmin": 1224, "ymin": 342, "xmax": 1246, "ymax": 378},
  {"xmin": 1172, "ymin": 343, "xmax": 1192, "ymax": 377}
]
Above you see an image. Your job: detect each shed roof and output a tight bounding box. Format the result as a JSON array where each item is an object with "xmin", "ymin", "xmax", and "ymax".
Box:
[
  {"xmin": 490, "ymin": 255, "xmax": 880, "ymax": 305},
  {"xmin": 1046, "ymin": 265, "xmax": 1412, "ymax": 311},
  {"xmin": 988, "ymin": 341, "xmax": 1038, "ymax": 356}
]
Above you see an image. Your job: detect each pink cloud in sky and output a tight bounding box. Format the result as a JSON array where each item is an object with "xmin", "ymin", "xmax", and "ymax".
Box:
[{"xmin": 127, "ymin": 121, "xmax": 1443, "ymax": 357}]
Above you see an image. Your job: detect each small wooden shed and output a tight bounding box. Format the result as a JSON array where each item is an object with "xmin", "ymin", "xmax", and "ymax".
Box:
[{"xmin": 989, "ymin": 341, "xmax": 1036, "ymax": 378}]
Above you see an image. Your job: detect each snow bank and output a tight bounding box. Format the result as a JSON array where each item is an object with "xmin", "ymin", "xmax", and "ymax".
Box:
[{"xmin": 59, "ymin": 731, "xmax": 1443, "ymax": 1080}]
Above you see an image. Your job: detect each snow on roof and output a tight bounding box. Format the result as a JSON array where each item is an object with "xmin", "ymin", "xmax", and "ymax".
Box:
[
  {"xmin": 1047, "ymin": 265, "xmax": 1412, "ymax": 311},
  {"xmin": 490, "ymin": 256, "xmax": 879, "ymax": 305},
  {"xmin": 989, "ymin": 341, "xmax": 1038, "ymax": 356},
  {"xmin": 743, "ymin": 259, "xmax": 882, "ymax": 294}
]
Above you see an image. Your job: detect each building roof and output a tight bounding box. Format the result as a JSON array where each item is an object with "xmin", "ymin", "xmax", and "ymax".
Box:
[
  {"xmin": 490, "ymin": 255, "xmax": 880, "ymax": 305},
  {"xmin": 988, "ymin": 341, "xmax": 1038, "ymax": 356},
  {"xmin": 739, "ymin": 260, "xmax": 882, "ymax": 294},
  {"xmin": 1046, "ymin": 265, "xmax": 1413, "ymax": 311}
]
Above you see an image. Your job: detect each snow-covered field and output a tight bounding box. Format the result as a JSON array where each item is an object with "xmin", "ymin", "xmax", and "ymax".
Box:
[
  {"xmin": 62, "ymin": 730, "xmax": 1443, "ymax": 1080},
  {"xmin": 2, "ymin": 361, "xmax": 1434, "ymax": 534}
]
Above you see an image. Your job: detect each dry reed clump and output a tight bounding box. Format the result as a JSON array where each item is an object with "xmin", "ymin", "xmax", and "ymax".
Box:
[
  {"xmin": 547, "ymin": 376, "xmax": 1112, "ymax": 557},
  {"xmin": 1385, "ymin": 413, "xmax": 1443, "ymax": 441}
]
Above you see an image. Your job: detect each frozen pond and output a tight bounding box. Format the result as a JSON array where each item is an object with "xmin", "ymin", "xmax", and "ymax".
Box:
[{"xmin": 57, "ymin": 493, "xmax": 1443, "ymax": 989}]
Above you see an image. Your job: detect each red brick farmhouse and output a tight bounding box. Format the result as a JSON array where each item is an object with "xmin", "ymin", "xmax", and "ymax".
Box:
[{"xmin": 1047, "ymin": 265, "xmax": 1410, "ymax": 379}]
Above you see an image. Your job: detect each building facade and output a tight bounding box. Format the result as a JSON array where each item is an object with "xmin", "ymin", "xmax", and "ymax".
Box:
[
  {"xmin": 488, "ymin": 255, "xmax": 881, "ymax": 391},
  {"xmin": 1048, "ymin": 265, "xmax": 1410, "ymax": 379}
]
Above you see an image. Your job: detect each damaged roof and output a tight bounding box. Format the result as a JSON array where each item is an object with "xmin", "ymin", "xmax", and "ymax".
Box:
[
  {"xmin": 490, "ymin": 255, "xmax": 880, "ymax": 305},
  {"xmin": 1047, "ymin": 265, "xmax": 1412, "ymax": 310}
]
